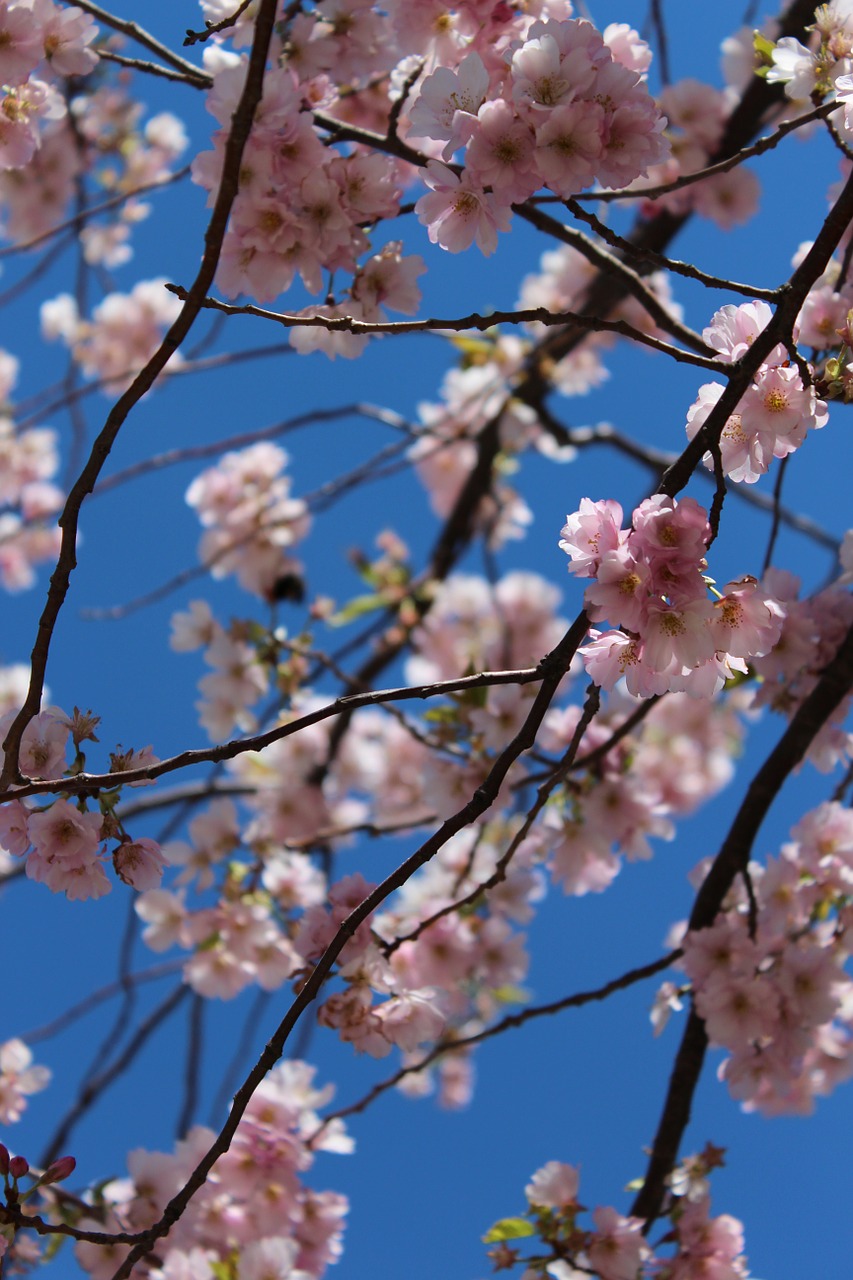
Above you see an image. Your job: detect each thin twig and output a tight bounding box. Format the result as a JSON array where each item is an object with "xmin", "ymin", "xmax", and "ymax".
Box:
[
  {"xmin": 70, "ymin": 0, "xmax": 211, "ymax": 85},
  {"xmin": 96, "ymin": 47, "xmax": 207, "ymax": 86},
  {"xmin": 185, "ymin": 0, "xmax": 254, "ymax": 45},
  {"xmin": 0, "ymin": 0, "xmax": 277, "ymax": 787},
  {"xmin": 165, "ymin": 285, "xmax": 725, "ymax": 370},
  {"xmin": 314, "ymin": 950, "xmax": 680, "ymax": 1133}
]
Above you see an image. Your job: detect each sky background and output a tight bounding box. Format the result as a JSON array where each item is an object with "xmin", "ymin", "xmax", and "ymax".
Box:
[{"xmin": 2, "ymin": 3, "xmax": 852, "ymax": 1279}]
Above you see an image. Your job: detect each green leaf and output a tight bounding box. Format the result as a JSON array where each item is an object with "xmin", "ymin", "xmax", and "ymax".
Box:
[
  {"xmin": 482, "ymin": 1217, "xmax": 536, "ymax": 1243},
  {"xmin": 327, "ymin": 592, "xmax": 390, "ymax": 626}
]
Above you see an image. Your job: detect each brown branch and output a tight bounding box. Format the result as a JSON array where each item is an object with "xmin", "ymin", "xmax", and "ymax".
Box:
[
  {"xmin": 574, "ymin": 102, "xmax": 834, "ymax": 207},
  {"xmin": 41, "ymin": 983, "xmax": 190, "ymax": 1168},
  {"xmin": 164, "ymin": 285, "xmax": 725, "ymax": 371},
  {"xmin": 92, "ymin": 402, "xmax": 413, "ymax": 497},
  {"xmin": 70, "ymin": 0, "xmax": 211, "ymax": 85},
  {"xmin": 22, "ymin": 960, "xmax": 182, "ymax": 1044},
  {"xmin": 0, "ymin": 664, "xmax": 550, "ymax": 802},
  {"xmin": 0, "ymin": 166, "xmax": 191, "ymax": 259},
  {"xmin": 631, "ymin": 619, "xmax": 853, "ymax": 1226},
  {"xmin": 384, "ymin": 683, "xmax": 601, "ymax": 955},
  {"xmin": 185, "ymin": 0, "xmax": 255, "ymax": 45},
  {"xmin": 96, "ymin": 47, "xmax": 207, "ymax": 86},
  {"xmin": 0, "ymin": 0, "xmax": 278, "ymax": 788},
  {"xmin": 109, "ymin": 612, "xmax": 590, "ymax": 1280},
  {"xmin": 564, "ymin": 197, "xmax": 779, "ymax": 302},
  {"xmin": 315, "ymin": 950, "xmax": 681, "ymax": 1133}
]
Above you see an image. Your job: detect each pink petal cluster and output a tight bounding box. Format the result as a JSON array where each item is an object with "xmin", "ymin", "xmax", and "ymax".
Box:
[
  {"xmin": 0, "ymin": 1038, "xmax": 50, "ymax": 1124},
  {"xmin": 411, "ymin": 19, "xmax": 668, "ymax": 254},
  {"xmin": 562, "ymin": 495, "xmax": 785, "ymax": 696},
  {"xmin": 74, "ymin": 1062, "xmax": 350, "ymax": 1280},
  {"xmin": 185, "ymin": 442, "xmax": 311, "ymax": 602},
  {"xmin": 0, "ymin": 355, "xmax": 63, "ymax": 590},
  {"xmin": 41, "ymin": 279, "xmax": 183, "ymax": 394},
  {"xmin": 0, "ymin": 1, "xmax": 96, "ymax": 180},
  {"xmin": 686, "ymin": 300, "xmax": 828, "ymax": 483},
  {"xmin": 750, "ymin": 569, "xmax": 853, "ymax": 770},
  {"xmin": 630, "ymin": 75, "xmax": 759, "ymax": 229},
  {"xmin": 538, "ymin": 688, "xmax": 745, "ymax": 896},
  {"xmin": 680, "ymin": 801, "xmax": 853, "ymax": 1114}
]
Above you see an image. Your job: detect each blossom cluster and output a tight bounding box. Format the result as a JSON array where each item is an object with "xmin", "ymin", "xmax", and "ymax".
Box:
[
  {"xmin": 0, "ymin": 1038, "xmax": 49, "ymax": 1125},
  {"xmin": 73, "ymin": 1062, "xmax": 350, "ymax": 1280},
  {"xmin": 633, "ymin": 64, "xmax": 761, "ymax": 228},
  {"xmin": 184, "ymin": 441, "xmax": 311, "ymax": 601},
  {"xmin": 0, "ymin": 706, "xmax": 166, "ymax": 900},
  {"xmin": 0, "ymin": 350, "xmax": 62, "ymax": 590},
  {"xmin": 536, "ymin": 687, "xmax": 745, "ymax": 896},
  {"xmin": 750, "ymin": 567, "xmax": 853, "ymax": 770},
  {"xmin": 679, "ymin": 801, "xmax": 853, "ymax": 1114},
  {"xmin": 192, "ymin": 44, "xmax": 419, "ymax": 312},
  {"xmin": 410, "ymin": 18, "xmax": 669, "ymax": 254},
  {"xmin": 769, "ymin": 3, "xmax": 853, "ymax": 125},
  {"xmin": 561, "ymin": 494, "xmax": 785, "ymax": 697},
  {"xmin": 0, "ymin": 0, "xmax": 97, "ymax": 172},
  {"xmin": 686, "ymin": 300, "xmax": 828, "ymax": 484},
  {"xmin": 485, "ymin": 1156, "xmax": 749, "ymax": 1280},
  {"xmin": 41, "ymin": 278, "xmax": 183, "ymax": 394}
]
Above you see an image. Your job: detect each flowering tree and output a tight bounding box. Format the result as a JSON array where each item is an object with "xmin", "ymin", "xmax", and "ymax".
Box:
[{"xmin": 0, "ymin": 0, "xmax": 852, "ymax": 1277}]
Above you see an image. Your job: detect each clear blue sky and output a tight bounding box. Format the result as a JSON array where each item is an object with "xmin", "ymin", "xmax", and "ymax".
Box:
[{"xmin": 2, "ymin": 4, "xmax": 851, "ymax": 1279}]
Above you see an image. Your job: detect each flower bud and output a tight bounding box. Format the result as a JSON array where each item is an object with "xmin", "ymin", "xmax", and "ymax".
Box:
[
  {"xmin": 9, "ymin": 1156, "xmax": 29, "ymax": 1179},
  {"xmin": 40, "ymin": 1156, "xmax": 76, "ymax": 1185},
  {"xmin": 0, "ymin": 1145, "xmax": 8, "ymax": 1176}
]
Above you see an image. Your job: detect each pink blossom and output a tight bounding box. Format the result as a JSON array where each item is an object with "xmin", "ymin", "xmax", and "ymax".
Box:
[
  {"xmin": 113, "ymin": 838, "xmax": 168, "ymax": 891},
  {"xmin": 0, "ymin": 1038, "xmax": 50, "ymax": 1123},
  {"xmin": 534, "ymin": 99, "xmax": 604, "ymax": 196},
  {"xmin": 26, "ymin": 797, "xmax": 102, "ymax": 862},
  {"xmin": 559, "ymin": 498, "xmax": 625, "ymax": 577},
  {"xmin": 0, "ymin": 798, "xmax": 31, "ymax": 856},
  {"xmin": 415, "ymin": 160, "xmax": 512, "ymax": 256},
  {"xmin": 0, "ymin": 3, "xmax": 43, "ymax": 86},
  {"xmin": 465, "ymin": 100, "xmax": 537, "ymax": 202},
  {"xmin": 709, "ymin": 577, "xmax": 785, "ymax": 658},
  {"xmin": 525, "ymin": 1160, "xmax": 580, "ymax": 1208},
  {"xmin": 408, "ymin": 51, "xmax": 490, "ymax": 157},
  {"xmin": 587, "ymin": 1206, "xmax": 650, "ymax": 1280}
]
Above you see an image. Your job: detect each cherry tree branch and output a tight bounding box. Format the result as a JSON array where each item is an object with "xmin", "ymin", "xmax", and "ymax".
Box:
[
  {"xmin": 108, "ymin": 611, "xmax": 591, "ymax": 1279},
  {"xmin": 573, "ymin": 101, "xmax": 835, "ymax": 206},
  {"xmin": 165, "ymin": 286, "xmax": 725, "ymax": 370},
  {"xmin": 184, "ymin": 0, "xmax": 255, "ymax": 45},
  {"xmin": 0, "ymin": 664, "xmax": 550, "ymax": 801},
  {"xmin": 631, "ymin": 619, "xmax": 853, "ymax": 1226},
  {"xmin": 314, "ymin": 950, "xmax": 681, "ymax": 1134},
  {"xmin": 71, "ymin": 0, "xmax": 211, "ymax": 86},
  {"xmin": 0, "ymin": 0, "xmax": 280, "ymax": 788}
]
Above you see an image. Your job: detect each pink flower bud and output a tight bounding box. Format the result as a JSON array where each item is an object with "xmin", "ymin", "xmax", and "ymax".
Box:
[
  {"xmin": 9, "ymin": 1156, "xmax": 28, "ymax": 1179},
  {"xmin": 40, "ymin": 1156, "xmax": 76, "ymax": 1185},
  {"xmin": 0, "ymin": 1145, "xmax": 8, "ymax": 1176}
]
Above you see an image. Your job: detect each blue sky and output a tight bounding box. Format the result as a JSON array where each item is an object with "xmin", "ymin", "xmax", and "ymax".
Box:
[{"xmin": 2, "ymin": 3, "xmax": 852, "ymax": 1279}]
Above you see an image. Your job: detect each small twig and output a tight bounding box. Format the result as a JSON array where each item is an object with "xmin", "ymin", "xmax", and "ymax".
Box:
[
  {"xmin": 176, "ymin": 995, "xmax": 205, "ymax": 1139},
  {"xmin": 164, "ymin": 285, "xmax": 726, "ymax": 371},
  {"xmin": 312, "ymin": 950, "xmax": 680, "ymax": 1134},
  {"xmin": 21, "ymin": 961, "xmax": 182, "ymax": 1044},
  {"xmin": 40, "ymin": 984, "xmax": 189, "ymax": 1168},
  {"xmin": 648, "ymin": 0, "xmax": 671, "ymax": 86},
  {"xmin": 184, "ymin": 0, "xmax": 254, "ymax": 45},
  {"xmin": 0, "ymin": 167, "xmax": 191, "ymax": 260},
  {"xmin": 762, "ymin": 456, "xmax": 789, "ymax": 574},
  {"xmin": 96, "ymin": 47, "xmax": 207, "ymax": 86},
  {"xmin": 384, "ymin": 683, "xmax": 601, "ymax": 955},
  {"xmin": 565, "ymin": 197, "xmax": 779, "ymax": 301},
  {"xmin": 573, "ymin": 103, "xmax": 833, "ymax": 208},
  {"xmin": 71, "ymin": 0, "xmax": 211, "ymax": 84}
]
